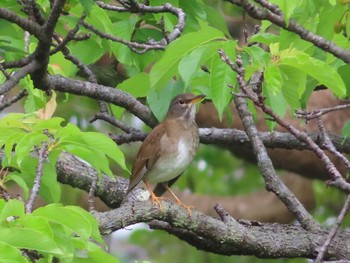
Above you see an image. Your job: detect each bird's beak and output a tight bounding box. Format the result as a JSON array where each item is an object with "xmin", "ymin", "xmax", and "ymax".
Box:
[{"xmin": 190, "ymin": 94, "xmax": 206, "ymax": 105}]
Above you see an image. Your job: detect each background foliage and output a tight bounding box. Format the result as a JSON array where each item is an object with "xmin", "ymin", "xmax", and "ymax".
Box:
[{"xmin": 1, "ymin": 0, "xmax": 350, "ymax": 262}]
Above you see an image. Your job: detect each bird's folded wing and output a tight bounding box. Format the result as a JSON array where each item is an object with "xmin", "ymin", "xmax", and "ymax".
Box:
[{"xmin": 126, "ymin": 124, "xmax": 164, "ymax": 194}]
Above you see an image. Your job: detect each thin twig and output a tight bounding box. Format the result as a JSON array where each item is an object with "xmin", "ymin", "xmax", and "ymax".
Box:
[
  {"xmin": 254, "ymin": 0, "xmax": 282, "ymax": 15},
  {"xmin": 0, "ymin": 89, "xmax": 28, "ymax": 112},
  {"xmin": 0, "ymin": 64, "xmax": 10, "ymax": 79},
  {"xmin": 0, "ymin": 60, "xmax": 39, "ymax": 96},
  {"xmin": 214, "ymin": 203, "xmax": 241, "ymax": 227},
  {"xmin": 82, "ymin": 20, "xmax": 165, "ymax": 53},
  {"xmin": 25, "ymin": 141, "xmax": 48, "ymax": 213},
  {"xmin": 90, "ymin": 1, "xmax": 186, "ymax": 53},
  {"xmin": 317, "ymin": 118, "xmax": 350, "ymax": 172},
  {"xmin": 50, "ymin": 14, "xmax": 87, "ymax": 55},
  {"xmin": 315, "ymin": 194, "xmax": 350, "ymax": 262},
  {"xmin": 91, "ymin": 112, "xmax": 143, "ymax": 134},
  {"xmin": 110, "ymin": 132, "xmax": 148, "ymax": 145},
  {"xmin": 88, "ymin": 176, "xmax": 98, "ymax": 212},
  {"xmin": 295, "ymin": 104, "xmax": 350, "ymax": 121}
]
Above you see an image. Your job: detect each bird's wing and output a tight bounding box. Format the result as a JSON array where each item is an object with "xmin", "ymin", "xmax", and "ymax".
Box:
[{"xmin": 126, "ymin": 124, "xmax": 164, "ymax": 194}]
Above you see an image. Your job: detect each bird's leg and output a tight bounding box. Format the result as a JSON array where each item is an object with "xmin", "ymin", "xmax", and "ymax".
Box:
[
  {"xmin": 164, "ymin": 184, "xmax": 194, "ymax": 217},
  {"xmin": 144, "ymin": 181, "xmax": 163, "ymax": 211}
]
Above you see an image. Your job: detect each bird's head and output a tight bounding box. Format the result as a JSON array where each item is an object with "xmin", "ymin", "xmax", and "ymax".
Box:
[{"xmin": 166, "ymin": 93, "xmax": 205, "ymax": 120}]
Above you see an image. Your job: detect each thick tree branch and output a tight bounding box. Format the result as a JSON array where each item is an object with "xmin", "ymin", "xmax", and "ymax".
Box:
[
  {"xmin": 30, "ymin": 0, "xmax": 66, "ymax": 92},
  {"xmin": 0, "ymin": 8, "xmax": 43, "ymax": 39},
  {"xmin": 55, "ymin": 152, "xmax": 128, "ymax": 208},
  {"xmin": 47, "ymin": 75, "xmax": 157, "ymax": 127},
  {"xmin": 95, "ymin": 201, "xmax": 350, "ymax": 260},
  {"xmin": 0, "ymin": 149, "xmax": 342, "ymax": 259},
  {"xmin": 200, "ymin": 128, "xmax": 350, "ymax": 153}
]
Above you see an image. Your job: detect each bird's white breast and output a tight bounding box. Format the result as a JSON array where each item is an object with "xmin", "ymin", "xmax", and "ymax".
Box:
[{"xmin": 146, "ymin": 138, "xmax": 193, "ymax": 184}]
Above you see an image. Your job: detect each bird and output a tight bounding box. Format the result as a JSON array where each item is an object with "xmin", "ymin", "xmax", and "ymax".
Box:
[{"xmin": 125, "ymin": 93, "xmax": 205, "ymax": 215}]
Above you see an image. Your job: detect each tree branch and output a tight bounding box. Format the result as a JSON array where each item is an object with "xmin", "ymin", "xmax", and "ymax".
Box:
[
  {"xmin": 94, "ymin": 0, "xmax": 186, "ymax": 53},
  {"xmin": 220, "ymin": 52, "xmax": 320, "ymax": 231},
  {"xmin": 315, "ymin": 194, "xmax": 350, "ymax": 262},
  {"xmin": 226, "ymin": 0, "xmax": 350, "ymax": 64},
  {"xmin": 47, "ymin": 75, "xmax": 158, "ymax": 127},
  {"xmin": 95, "ymin": 201, "xmax": 350, "ymax": 260},
  {"xmin": 25, "ymin": 141, "xmax": 48, "ymax": 213},
  {"xmin": 0, "ymin": 60, "xmax": 39, "ymax": 96},
  {"xmin": 0, "ymin": 8, "xmax": 43, "ymax": 39},
  {"xmin": 0, "ymin": 89, "xmax": 27, "ymax": 112}
]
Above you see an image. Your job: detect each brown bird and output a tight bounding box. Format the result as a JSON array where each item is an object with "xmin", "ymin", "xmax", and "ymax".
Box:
[{"xmin": 125, "ymin": 93, "xmax": 205, "ymax": 215}]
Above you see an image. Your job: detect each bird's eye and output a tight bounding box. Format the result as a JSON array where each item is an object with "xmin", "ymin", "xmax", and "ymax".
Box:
[{"xmin": 178, "ymin": 98, "xmax": 185, "ymax": 105}]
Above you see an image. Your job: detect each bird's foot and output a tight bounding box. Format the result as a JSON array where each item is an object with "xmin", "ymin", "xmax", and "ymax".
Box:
[
  {"xmin": 175, "ymin": 200, "xmax": 194, "ymax": 217},
  {"xmin": 150, "ymin": 191, "xmax": 164, "ymax": 211}
]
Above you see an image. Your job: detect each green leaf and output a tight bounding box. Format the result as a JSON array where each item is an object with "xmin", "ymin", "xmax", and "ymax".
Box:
[
  {"xmin": 54, "ymin": 122, "xmax": 81, "ymax": 141},
  {"xmin": 148, "ymin": 80, "xmax": 179, "ymax": 121},
  {"xmin": 150, "ymin": 26, "xmax": 226, "ymax": 91},
  {"xmin": 179, "ymin": 0, "xmax": 206, "ymax": 20},
  {"xmin": 280, "ymin": 49, "xmax": 346, "ymax": 98},
  {"xmin": 203, "ymin": 5, "xmax": 230, "ymax": 36},
  {"xmin": 178, "ymin": 44, "xmax": 209, "ymax": 87},
  {"xmin": 61, "ymin": 143, "xmax": 104, "ymax": 176},
  {"xmin": 40, "ymin": 161, "xmax": 61, "ymax": 203},
  {"xmin": 0, "ymin": 227, "xmax": 63, "ymax": 255},
  {"xmin": 3, "ymin": 131, "xmax": 26, "ymax": 163},
  {"xmin": 263, "ymin": 82, "xmax": 287, "ymax": 130},
  {"xmin": 65, "ymin": 206, "xmax": 104, "ymax": 244},
  {"xmin": 6, "ymin": 173, "xmax": 29, "ymax": 199},
  {"xmin": 337, "ymin": 64, "xmax": 350, "ymax": 96},
  {"xmin": 0, "ymin": 128, "xmax": 25, "ymax": 149},
  {"xmin": 110, "ymin": 104, "xmax": 125, "ymax": 120},
  {"xmin": 79, "ymin": 0, "xmax": 93, "ymax": 14},
  {"xmin": 69, "ymin": 37, "xmax": 102, "ymax": 65},
  {"xmin": 48, "ymin": 222, "xmax": 75, "ymax": 260},
  {"xmin": 34, "ymin": 117, "xmax": 66, "ymax": 132},
  {"xmin": 81, "ymin": 132, "xmax": 128, "ymax": 172},
  {"xmin": 23, "ymin": 78, "xmax": 46, "ymax": 114},
  {"xmin": 0, "ymin": 199, "xmax": 24, "ymax": 226},
  {"xmin": 0, "ymin": 113, "xmax": 28, "ymax": 130},
  {"xmin": 264, "ymin": 64, "xmax": 282, "ymax": 94},
  {"xmin": 85, "ymin": 5, "xmax": 112, "ymax": 33},
  {"xmin": 33, "ymin": 204, "xmax": 92, "ymax": 240},
  {"xmin": 210, "ymin": 42, "xmax": 237, "ymax": 121},
  {"xmin": 117, "ymin": 72, "xmax": 150, "ymax": 98},
  {"xmin": 248, "ymin": 33, "xmax": 279, "ymax": 45},
  {"xmin": 21, "ymin": 215, "xmax": 54, "ymax": 238},
  {"xmin": 244, "ymin": 45, "xmax": 271, "ymax": 70},
  {"xmin": 342, "ymin": 120, "xmax": 350, "ymax": 141},
  {"xmin": 279, "ymin": 65, "xmax": 306, "ymax": 109},
  {"xmin": 15, "ymin": 132, "xmax": 48, "ymax": 166},
  {"xmin": 78, "ymin": 242, "xmax": 119, "ymax": 263},
  {"xmin": 0, "ymin": 241, "xmax": 29, "ymax": 263},
  {"xmin": 0, "ymin": 45, "xmax": 27, "ymax": 55},
  {"xmin": 269, "ymin": 0, "xmax": 300, "ymax": 24}
]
